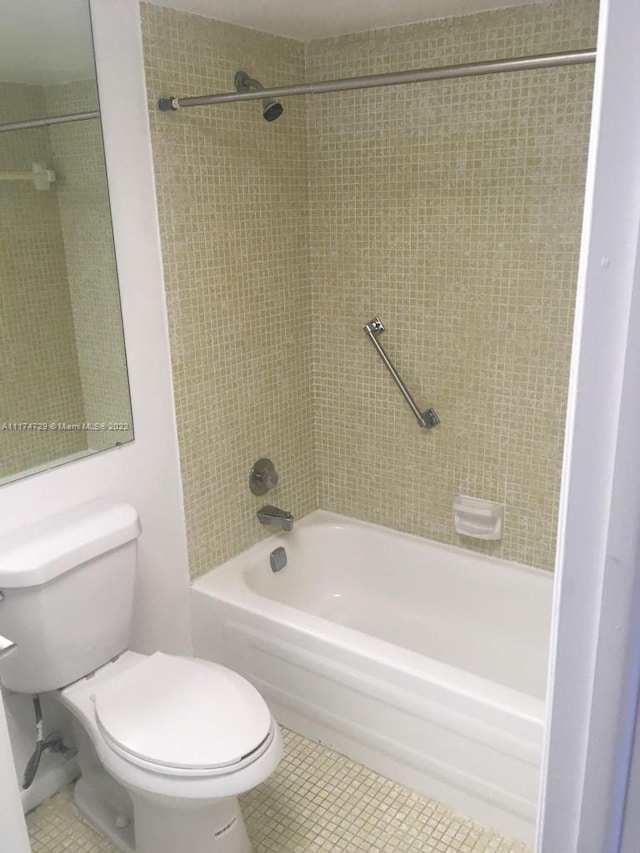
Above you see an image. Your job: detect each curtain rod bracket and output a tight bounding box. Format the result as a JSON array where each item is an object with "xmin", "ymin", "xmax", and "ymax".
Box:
[{"xmin": 158, "ymin": 97, "xmax": 180, "ymax": 112}]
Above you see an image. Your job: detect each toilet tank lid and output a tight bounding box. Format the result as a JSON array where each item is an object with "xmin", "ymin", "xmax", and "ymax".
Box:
[{"xmin": 0, "ymin": 500, "xmax": 141, "ymax": 588}]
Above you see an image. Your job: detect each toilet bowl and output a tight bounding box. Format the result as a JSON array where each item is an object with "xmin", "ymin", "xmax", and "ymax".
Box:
[
  {"xmin": 0, "ymin": 500, "xmax": 283, "ymax": 853},
  {"xmin": 59, "ymin": 650, "xmax": 283, "ymax": 853}
]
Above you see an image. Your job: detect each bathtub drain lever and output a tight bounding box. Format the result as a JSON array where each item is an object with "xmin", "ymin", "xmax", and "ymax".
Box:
[{"xmin": 270, "ymin": 547, "xmax": 287, "ymax": 573}]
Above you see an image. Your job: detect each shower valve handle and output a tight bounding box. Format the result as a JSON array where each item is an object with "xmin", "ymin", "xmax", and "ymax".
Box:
[{"xmin": 258, "ymin": 470, "xmax": 279, "ymax": 490}]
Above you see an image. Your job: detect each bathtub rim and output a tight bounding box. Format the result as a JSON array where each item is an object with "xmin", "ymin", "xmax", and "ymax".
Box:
[{"xmin": 232, "ymin": 508, "xmax": 552, "ymax": 581}]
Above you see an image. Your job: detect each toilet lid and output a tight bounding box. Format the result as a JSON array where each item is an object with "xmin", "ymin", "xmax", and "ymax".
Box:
[{"xmin": 93, "ymin": 652, "xmax": 272, "ymax": 772}]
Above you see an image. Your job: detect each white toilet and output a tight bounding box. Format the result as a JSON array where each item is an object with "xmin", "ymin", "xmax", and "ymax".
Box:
[{"xmin": 0, "ymin": 500, "xmax": 282, "ymax": 853}]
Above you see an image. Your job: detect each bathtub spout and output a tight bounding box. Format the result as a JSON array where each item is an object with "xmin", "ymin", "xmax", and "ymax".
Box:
[{"xmin": 257, "ymin": 505, "xmax": 294, "ymax": 532}]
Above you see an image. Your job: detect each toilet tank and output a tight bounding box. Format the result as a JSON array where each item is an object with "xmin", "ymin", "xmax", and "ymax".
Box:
[{"xmin": 0, "ymin": 500, "xmax": 141, "ymax": 694}]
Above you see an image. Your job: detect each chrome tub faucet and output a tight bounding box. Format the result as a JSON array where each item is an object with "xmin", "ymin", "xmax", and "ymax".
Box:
[{"xmin": 256, "ymin": 505, "xmax": 294, "ymax": 532}]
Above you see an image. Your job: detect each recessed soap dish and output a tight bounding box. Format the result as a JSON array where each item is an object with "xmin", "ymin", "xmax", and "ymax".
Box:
[{"xmin": 453, "ymin": 495, "xmax": 504, "ymax": 541}]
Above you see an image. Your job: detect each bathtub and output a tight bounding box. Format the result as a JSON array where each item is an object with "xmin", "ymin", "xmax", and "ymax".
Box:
[{"xmin": 191, "ymin": 510, "xmax": 553, "ymax": 844}]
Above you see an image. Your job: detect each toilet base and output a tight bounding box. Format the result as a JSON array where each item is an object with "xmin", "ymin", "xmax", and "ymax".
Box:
[
  {"xmin": 74, "ymin": 772, "xmax": 254, "ymax": 853},
  {"xmin": 67, "ymin": 717, "xmax": 135, "ymax": 852},
  {"xmin": 131, "ymin": 793, "xmax": 253, "ymax": 853}
]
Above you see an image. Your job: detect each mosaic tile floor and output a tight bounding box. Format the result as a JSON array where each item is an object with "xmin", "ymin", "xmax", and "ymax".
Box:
[{"xmin": 27, "ymin": 728, "xmax": 531, "ymax": 853}]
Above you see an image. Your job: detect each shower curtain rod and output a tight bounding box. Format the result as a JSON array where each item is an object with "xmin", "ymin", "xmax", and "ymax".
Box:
[
  {"xmin": 0, "ymin": 110, "xmax": 99, "ymax": 134},
  {"xmin": 157, "ymin": 48, "xmax": 596, "ymax": 112}
]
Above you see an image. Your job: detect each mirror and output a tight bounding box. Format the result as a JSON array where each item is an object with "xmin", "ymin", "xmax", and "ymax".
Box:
[{"xmin": 0, "ymin": 0, "xmax": 133, "ymax": 486}]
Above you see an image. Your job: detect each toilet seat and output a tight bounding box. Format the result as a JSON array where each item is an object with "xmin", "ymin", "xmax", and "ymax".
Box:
[
  {"xmin": 60, "ymin": 650, "xmax": 283, "ymax": 804},
  {"xmin": 93, "ymin": 652, "xmax": 273, "ymax": 777}
]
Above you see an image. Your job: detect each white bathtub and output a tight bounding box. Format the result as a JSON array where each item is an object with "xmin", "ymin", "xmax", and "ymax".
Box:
[{"xmin": 191, "ymin": 510, "xmax": 553, "ymax": 844}]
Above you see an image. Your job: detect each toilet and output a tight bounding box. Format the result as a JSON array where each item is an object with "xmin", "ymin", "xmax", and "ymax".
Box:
[{"xmin": 0, "ymin": 500, "xmax": 282, "ymax": 853}]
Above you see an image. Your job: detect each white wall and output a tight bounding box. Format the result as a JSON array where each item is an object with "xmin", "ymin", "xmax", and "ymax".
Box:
[
  {"xmin": 620, "ymin": 702, "xmax": 640, "ymax": 852},
  {"xmin": 539, "ymin": 0, "xmax": 640, "ymax": 850},
  {"xmin": 0, "ymin": 691, "xmax": 30, "ymax": 852}
]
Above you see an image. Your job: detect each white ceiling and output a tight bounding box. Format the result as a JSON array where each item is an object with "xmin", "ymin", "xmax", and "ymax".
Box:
[
  {"xmin": 0, "ymin": 0, "xmax": 95, "ymax": 85},
  {"xmin": 147, "ymin": 0, "xmax": 543, "ymax": 41}
]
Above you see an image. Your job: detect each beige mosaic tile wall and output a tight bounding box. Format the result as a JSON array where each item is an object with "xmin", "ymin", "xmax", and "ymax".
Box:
[
  {"xmin": 44, "ymin": 81, "xmax": 133, "ymax": 450},
  {"xmin": 307, "ymin": 0, "xmax": 597, "ymax": 569},
  {"xmin": 141, "ymin": 5, "xmax": 316, "ymax": 578},
  {"xmin": 142, "ymin": 0, "xmax": 595, "ymax": 576},
  {"xmin": 0, "ymin": 82, "xmax": 87, "ymax": 480}
]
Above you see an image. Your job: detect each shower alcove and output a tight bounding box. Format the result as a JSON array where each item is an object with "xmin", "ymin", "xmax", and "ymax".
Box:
[{"xmin": 144, "ymin": 0, "xmax": 597, "ymax": 845}]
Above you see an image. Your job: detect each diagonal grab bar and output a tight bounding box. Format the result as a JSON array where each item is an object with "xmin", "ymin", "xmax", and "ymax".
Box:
[{"xmin": 363, "ymin": 317, "xmax": 440, "ymax": 430}]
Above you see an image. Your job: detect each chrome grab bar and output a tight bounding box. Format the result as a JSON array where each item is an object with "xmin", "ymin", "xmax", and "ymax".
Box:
[
  {"xmin": 363, "ymin": 317, "xmax": 440, "ymax": 430},
  {"xmin": 0, "ymin": 634, "xmax": 17, "ymax": 661}
]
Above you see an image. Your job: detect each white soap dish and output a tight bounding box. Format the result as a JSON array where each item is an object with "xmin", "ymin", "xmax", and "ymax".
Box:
[{"xmin": 453, "ymin": 495, "xmax": 504, "ymax": 541}]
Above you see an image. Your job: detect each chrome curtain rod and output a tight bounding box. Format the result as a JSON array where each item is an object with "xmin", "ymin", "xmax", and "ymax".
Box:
[
  {"xmin": 158, "ymin": 48, "xmax": 596, "ymax": 112},
  {"xmin": 0, "ymin": 110, "xmax": 99, "ymax": 134}
]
